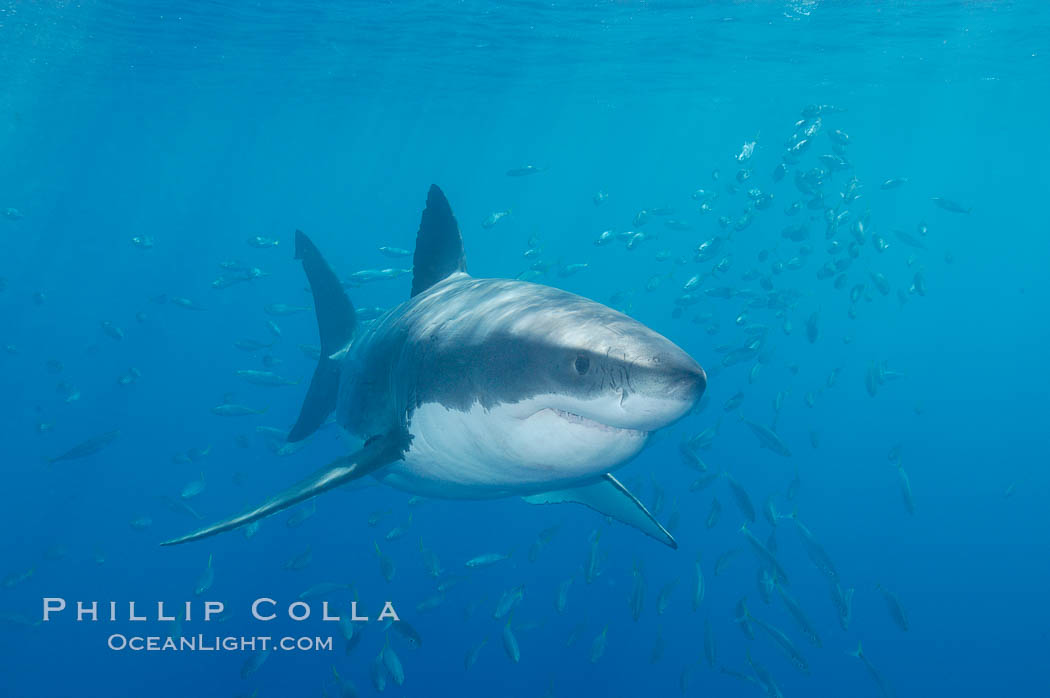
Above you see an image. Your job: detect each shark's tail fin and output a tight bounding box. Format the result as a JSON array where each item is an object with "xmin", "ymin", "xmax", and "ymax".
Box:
[{"xmin": 288, "ymin": 230, "xmax": 356, "ymax": 442}]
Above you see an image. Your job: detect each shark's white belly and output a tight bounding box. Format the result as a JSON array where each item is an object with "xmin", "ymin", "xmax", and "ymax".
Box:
[{"xmin": 374, "ymin": 400, "xmax": 648, "ymax": 499}]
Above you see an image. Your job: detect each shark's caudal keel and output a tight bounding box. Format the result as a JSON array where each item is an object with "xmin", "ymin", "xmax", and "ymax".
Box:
[{"xmin": 163, "ymin": 185, "xmax": 705, "ymax": 549}]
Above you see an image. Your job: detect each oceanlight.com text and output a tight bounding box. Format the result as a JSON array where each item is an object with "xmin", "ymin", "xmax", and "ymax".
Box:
[{"xmin": 107, "ymin": 634, "xmax": 333, "ymax": 652}]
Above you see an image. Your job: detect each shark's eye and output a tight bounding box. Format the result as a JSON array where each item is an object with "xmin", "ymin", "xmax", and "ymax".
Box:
[{"xmin": 574, "ymin": 354, "xmax": 590, "ymax": 375}]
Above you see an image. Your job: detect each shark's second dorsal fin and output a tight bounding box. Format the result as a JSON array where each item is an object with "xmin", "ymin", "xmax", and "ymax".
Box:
[{"xmin": 411, "ymin": 184, "xmax": 467, "ymax": 297}]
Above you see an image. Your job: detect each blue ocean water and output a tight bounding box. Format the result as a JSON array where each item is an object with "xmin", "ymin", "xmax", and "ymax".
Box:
[{"xmin": 2, "ymin": 1, "xmax": 1049, "ymax": 696}]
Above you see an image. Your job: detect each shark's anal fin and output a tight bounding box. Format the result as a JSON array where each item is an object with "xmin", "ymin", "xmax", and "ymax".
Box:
[
  {"xmin": 289, "ymin": 230, "xmax": 356, "ymax": 442},
  {"xmin": 523, "ymin": 474, "xmax": 678, "ymax": 549},
  {"xmin": 411, "ymin": 184, "xmax": 467, "ymax": 297},
  {"xmin": 161, "ymin": 430, "xmax": 409, "ymax": 546}
]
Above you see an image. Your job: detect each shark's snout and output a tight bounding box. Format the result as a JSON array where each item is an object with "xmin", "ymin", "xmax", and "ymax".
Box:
[
  {"xmin": 629, "ymin": 348, "xmax": 706, "ymax": 427},
  {"xmin": 663, "ymin": 353, "xmax": 707, "ymax": 405},
  {"xmin": 583, "ymin": 343, "xmax": 704, "ymax": 434}
]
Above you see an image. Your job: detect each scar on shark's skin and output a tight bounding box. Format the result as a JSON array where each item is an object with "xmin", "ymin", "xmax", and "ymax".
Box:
[{"xmin": 163, "ymin": 185, "xmax": 706, "ymax": 549}]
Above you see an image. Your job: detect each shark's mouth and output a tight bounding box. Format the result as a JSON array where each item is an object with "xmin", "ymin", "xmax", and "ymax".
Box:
[{"xmin": 540, "ymin": 407, "xmax": 647, "ymax": 437}]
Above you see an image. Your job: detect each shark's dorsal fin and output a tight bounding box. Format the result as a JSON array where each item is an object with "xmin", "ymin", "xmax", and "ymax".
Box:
[
  {"xmin": 411, "ymin": 184, "xmax": 467, "ymax": 297},
  {"xmin": 288, "ymin": 230, "xmax": 355, "ymax": 443}
]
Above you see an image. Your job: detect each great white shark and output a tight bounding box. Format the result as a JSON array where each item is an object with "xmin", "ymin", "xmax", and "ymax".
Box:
[{"xmin": 163, "ymin": 185, "xmax": 706, "ymax": 548}]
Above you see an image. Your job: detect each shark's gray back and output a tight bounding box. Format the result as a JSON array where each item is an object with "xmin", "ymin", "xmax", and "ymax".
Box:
[{"xmin": 338, "ymin": 271, "xmax": 688, "ymax": 439}]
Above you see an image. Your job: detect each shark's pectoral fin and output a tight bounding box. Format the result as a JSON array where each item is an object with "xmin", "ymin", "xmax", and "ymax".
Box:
[
  {"xmin": 523, "ymin": 474, "xmax": 677, "ymax": 549},
  {"xmin": 162, "ymin": 429, "xmax": 409, "ymax": 546}
]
